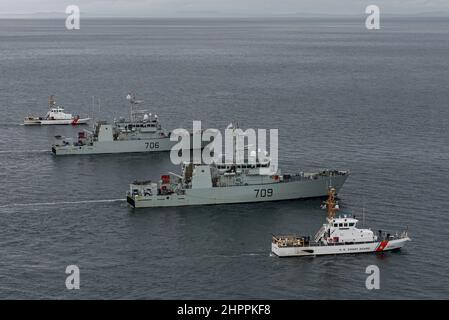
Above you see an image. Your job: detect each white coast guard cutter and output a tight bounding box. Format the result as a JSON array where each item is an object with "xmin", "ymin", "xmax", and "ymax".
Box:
[
  {"xmin": 271, "ymin": 188, "xmax": 410, "ymax": 257},
  {"xmin": 24, "ymin": 95, "xmax": 89, "ymax": 125}
]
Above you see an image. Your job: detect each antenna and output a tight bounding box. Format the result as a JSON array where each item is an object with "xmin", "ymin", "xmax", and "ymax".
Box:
[
  {"xmin": 362, "ymin": 193, "xmax": 366, "ymax": 227},
  {"xmin": 362, "ymin": 207, "xmax": 366, "ymax": 227},
  {"xmin": 91, "ymin": 96, "xmax": 95, "ymax": 129},
  {"xmin": 127, "ymin": 93, "xmax": 134, "ymax": 123},
  {"xmin": 49, "ymin": 95, "xmax": 55, "ymax": 108}
]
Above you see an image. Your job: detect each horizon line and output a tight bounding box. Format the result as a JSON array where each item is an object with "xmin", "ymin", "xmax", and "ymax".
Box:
[{"xmin": 1, "ymin": 14, "xmax": 449, "ymax": 19}]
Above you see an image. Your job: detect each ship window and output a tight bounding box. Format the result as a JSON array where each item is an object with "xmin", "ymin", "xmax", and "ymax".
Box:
[
  {"xmin": 349, "ymin": 223, "xmax": 355, "ymax": 227},
  {"xmin": 344, "ymin": 223, "xmax": 348, "ymax": 227},
  {"xmin": 334, "ymin": 224, "xmax": 338, "ymax": 227},
  {"xmin": 339, "ymin": 223, "xmax": 343, "ymax": 227}
]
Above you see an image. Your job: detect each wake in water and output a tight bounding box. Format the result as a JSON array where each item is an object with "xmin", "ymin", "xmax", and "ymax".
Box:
[
  {"xmin": 191, "ymin": 252, "xmax": 266, "ymax": 259},
  {"xmin": 0, "ymin": 198, "xmax": 125, "ymax": 208},
  {"xmin": 0, "ymin": 150, "xmax": 50, "ymax": 154},
  {"xmin": 0, "ymin": 122, "xmax": 23, "ymax": 126}
]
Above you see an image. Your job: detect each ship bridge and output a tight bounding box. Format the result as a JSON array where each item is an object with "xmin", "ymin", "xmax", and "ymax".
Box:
[{"xmin": 330, "ymin": 217, "xmax": 359, "ymax": 228}]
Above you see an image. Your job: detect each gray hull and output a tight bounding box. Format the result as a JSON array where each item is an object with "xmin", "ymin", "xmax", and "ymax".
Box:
[
  {"xmin": 52, "ymin": 137, "xmax": 175, "ymax": 155},
  {"xmin": 128, "ymin": 174, "xmax": 348, "ymax": 208}
]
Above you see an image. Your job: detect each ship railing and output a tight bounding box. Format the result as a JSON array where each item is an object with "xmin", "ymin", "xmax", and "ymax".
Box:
[
  {"xmin": 313, "ymin": 226, "xmax": 326, "ymax": 241},
  {"xmin": 377, "ymin": 230, "xmax": 409, "ymax": 241},
  {"xmin": 273, "ymin": 237, "xmax": 384, "ymax": 248},
  {"xmin": 280, "ymin": 174, "xmax": 304, "ymax": 182},
  {"xmin": 280, "ymin": 170, "xmax": 349, "ymax": 183},
  {"xmin": 274, "ymin": 235, "xmax": 410, "ymax": 248},
  {"xmin": 131, "ymin": 180, "xmax": 152, "ymax": 185},
  {"xmin": 272, "ymin": 235, "xmax": 306, "ymax": 247},
  {"xmin": 310, "ymin": 240, "xmax": 377, "ymax": 247}
]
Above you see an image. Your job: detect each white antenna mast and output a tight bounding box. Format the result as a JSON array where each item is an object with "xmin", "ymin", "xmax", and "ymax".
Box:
[
  {"xmin": 91, "ymin": 96, "xmax": 95, "ymax": 129},
  {"xmin": 126, "ymin": 93, "xmax": 133, "ymax": 123},
  {"xmin": 362, "ymin": 194, "xmax": 366, "ymax": 227},
  {"xmin": 362, "ymin": 207, "xmax": 365, "ymax": 227}
]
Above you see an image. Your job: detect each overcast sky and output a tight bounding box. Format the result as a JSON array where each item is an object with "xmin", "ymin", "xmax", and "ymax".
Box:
[{"xmin": 1, "ymin": 0, "xmax": 448, "ymax": 17}]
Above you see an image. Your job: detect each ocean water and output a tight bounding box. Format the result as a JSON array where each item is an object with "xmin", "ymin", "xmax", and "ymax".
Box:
[{"xmin": 0, "ymin": 17, "xmax": 448, "ymax": 299}]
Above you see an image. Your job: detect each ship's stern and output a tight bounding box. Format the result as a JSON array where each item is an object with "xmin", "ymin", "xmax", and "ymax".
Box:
[
  {"xmin": 51, "ymin": 145, "xmax": 71, "ymax": 155},
  {"xmin": 271, "ymin": 242, "xmax": 282, "ymax": 257},
  {"xmin": 126, "ymin": 195, "xmax": 136, "ymax": 208}
]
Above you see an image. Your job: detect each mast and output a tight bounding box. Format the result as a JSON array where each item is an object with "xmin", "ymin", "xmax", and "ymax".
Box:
[
  {"xmin": 49, "ymin": 95, "xmax": 55, "ymax": 108},
  {"xmin": 126, "ymin": 93, "xmax": 133, "ymax": 123},
  {"xmin": 91, "ymin": 96, "xmax": 95, "ymax": 129},
  {"xmin": 324, "ymin": 187, "xmax": 338, "ymax": 222},
  {"xmin": 97, "ymin": 98, "xmax": 101, "ymax": 119},
  {"xmin": 126, "ymin": 93, "xmax": 143, "ymax": 124}
]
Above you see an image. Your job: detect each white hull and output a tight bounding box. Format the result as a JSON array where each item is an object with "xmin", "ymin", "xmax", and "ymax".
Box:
[
  {"xmin": 271, "ymin": 237, "xmax": 410, "ymax": 257},
  {"xmin": 128, "ymin": 174, "xmax": 348, "ymax": 208},
  {"xmin": 24, "ymin": 118, "xmax": 90, "ymax": 125},
  {"xmin": 52, "ymin": 136, "xmax": 176, "ymax": 155}
]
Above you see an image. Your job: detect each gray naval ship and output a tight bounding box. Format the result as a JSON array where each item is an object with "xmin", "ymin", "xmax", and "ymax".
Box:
[
  {"xmin": 127, "ymin": 150, "xmax": 349, "ymax": 208},
  {"xmin": 52, "ymin": 94, "xmax": 181, "ymax": 155}
]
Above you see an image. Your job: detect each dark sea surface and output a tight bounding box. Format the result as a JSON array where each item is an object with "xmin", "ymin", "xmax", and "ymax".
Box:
[{"xmin": 0, "ymin": 17, "xmax": 448, "ymax": 299}]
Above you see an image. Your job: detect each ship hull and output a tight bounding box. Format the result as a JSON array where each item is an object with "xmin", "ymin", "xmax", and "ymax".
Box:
[
  {"xmin": 52, "ymin": 137, "xmax": 176, "ymax": 155},
  {"xmin": 129, "ymin": 173, "xmax": 348, "ymax": 208},
  {"xmin": 271, "ymin": 237, "xmax": 410, "ymax": 257},
  {"xmin": 24, "ymin": 118, "xmax": 90, "ymax": 125}
]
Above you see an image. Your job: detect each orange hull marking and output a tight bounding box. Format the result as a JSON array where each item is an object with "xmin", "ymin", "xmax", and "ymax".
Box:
[{"xmin": 375, "ymin": 240, "xmax": 389, "ymax": 252}]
